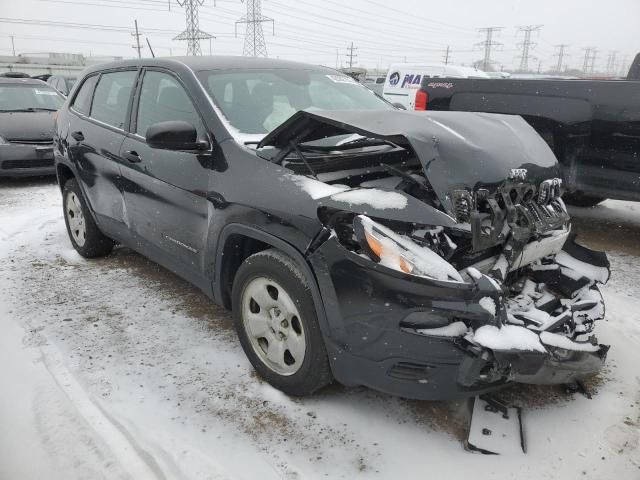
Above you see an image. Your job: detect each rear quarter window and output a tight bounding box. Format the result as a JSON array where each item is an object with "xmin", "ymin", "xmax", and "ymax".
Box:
[
  {"xmin": 72, "ymin": 75, "xmax": 98, "ymax": 116},
  {"xmin": 90, "ymin": 70, "xmax": 137, "ymax": 129}
]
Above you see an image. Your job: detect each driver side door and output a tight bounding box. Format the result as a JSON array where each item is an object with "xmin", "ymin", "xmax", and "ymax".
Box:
[{"xmin": 119, "ymin": 69, "xmax": 213, "ymax": 280}]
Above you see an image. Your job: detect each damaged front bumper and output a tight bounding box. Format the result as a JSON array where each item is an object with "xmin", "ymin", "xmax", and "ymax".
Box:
[{"xmin": 309, "ymin": 232, "xmax": 609, "ymax": 400}]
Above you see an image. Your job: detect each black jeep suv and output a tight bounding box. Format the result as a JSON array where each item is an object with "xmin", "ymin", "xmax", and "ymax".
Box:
[{"xmin": 54, "ymin": 57, "xmax": 610, "ymax": 400}]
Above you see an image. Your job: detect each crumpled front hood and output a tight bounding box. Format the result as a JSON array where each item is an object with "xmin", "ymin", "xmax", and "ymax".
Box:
[
  {"xmin": 0, "ymin": 111, "xmax": 56, "ymax": 142},
  {"xmin": 258, "ymin": 109, "xmax": 561, "ymax": 217}
]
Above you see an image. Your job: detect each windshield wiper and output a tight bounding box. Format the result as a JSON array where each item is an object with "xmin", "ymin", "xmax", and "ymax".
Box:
[{"xmin": 0, "ymin": 107, "xmax": 57, "ymax": 112}]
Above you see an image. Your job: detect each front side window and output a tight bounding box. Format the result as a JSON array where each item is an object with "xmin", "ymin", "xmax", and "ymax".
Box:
[
  {"xmin": 135, "ymin": 71, "xmax": 203, "ymax": 138},
  {"xmin": 0, "ymin": 83, "xmax": 64, "ymax": 112},
  {"xmin": 199, "ymin": 69, "xmax": 392, "ymax": 136},
  {"xmin": 72, "ymin": 75, "xmax": 99, "ymax": 116},
  {"xmin": 90, "ymin": 70, "xmax": 137, "ymax": 129}
]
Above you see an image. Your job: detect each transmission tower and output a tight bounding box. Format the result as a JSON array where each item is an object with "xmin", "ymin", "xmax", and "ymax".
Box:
[
  {"xmin": 173, "ymin": 0, "xmax": 213, "ymax": 56},
  {"xmin": 236, "ymin": 0, "xmax": 274, "ymax": 57},
  {"xmin": 606, "ymin": 50, "xmax": 618, "ymax": 74},
  {"xmin": 590, "ymin": 48, "xmax": 598, "ymax": 74},
  {"xmin": 476, "ymin": 27, "xmax": 502, "ymax": 71},
  {"xmin": 582, "ymin": 47, "xmax": 593, "ymax": 73},
  {"xmin": 553, "ymin": 44, "xmax": 569, "ymax": 72},
  {"xmin": 516, "ymin": 25, "xmax": 542, "ymax": 72},
  {"xmin": 346, "ymin": 42, "xmax": 358, "ymax": 68}
]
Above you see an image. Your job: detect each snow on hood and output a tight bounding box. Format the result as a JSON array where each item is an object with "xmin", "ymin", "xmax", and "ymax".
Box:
[{"xmin": 258, "ymin": 109, "xmax": 561, "ymax": 217}]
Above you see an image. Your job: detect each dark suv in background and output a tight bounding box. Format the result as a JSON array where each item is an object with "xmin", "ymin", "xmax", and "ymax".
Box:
[{"xmin": 54, "ymin": 57, "xmax": 610, "ymax": 400}]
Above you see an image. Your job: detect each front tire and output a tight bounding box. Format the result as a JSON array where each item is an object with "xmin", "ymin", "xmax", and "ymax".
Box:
[
  {"xmin": 62, "ymin": 178, "xmax": 114, "ymax": 258},
  {"xmin": 232, "ymin": 249, "xmax": 332, "ymax": 396}
]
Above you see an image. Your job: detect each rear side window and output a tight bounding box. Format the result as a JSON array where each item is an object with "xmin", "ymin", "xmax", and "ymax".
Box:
[
  {"xmin": 72, "ymin": 75, "xmax": 98, "ymax": 115},
  {"xmin": 90, "ymin": 70, "xmax": 137, "ymax": 129}
]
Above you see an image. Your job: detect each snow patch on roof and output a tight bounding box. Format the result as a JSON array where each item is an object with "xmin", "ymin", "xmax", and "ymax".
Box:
[{"xmin": 331, "ymin": 189, "xmax": 408, "ymax": 210}]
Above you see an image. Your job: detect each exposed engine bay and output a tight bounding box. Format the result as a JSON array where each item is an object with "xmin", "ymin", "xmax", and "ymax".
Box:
[{"xmin": 258, "ymin": 109, "xmax": 610, "ymax": 387}]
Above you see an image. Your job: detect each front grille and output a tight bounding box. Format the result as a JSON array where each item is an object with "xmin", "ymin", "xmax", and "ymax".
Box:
[{"xmin": 2, "ymin": 159, "xmax": 54, "ymax": 170}]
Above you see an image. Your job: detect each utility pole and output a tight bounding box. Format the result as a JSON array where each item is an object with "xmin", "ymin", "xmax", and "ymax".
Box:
[
  {"xmin": 174, "ymin": 0, "xmax": 213, "ymax": 56},
  {"xmin": 10, "ymin": 35, "xmax": 15, "ymax": 56},
  {"xmin": 606, "ymin": 50, "xmax": 617, "ymax": 75},
  {"xmin": 476, "ymin": 27, "xmax": 502, "ymax": 71},
  {"xmin": 553, "ymin": 44, "xmax": 569, "ymax": 72},
  {"xmin": 132, "ymin": 20, "xmax": 143, "ymax": 58},
  {"xmin": 236, "ymin": 0, "xmax": 274, "ymax": 57},
  {"xmin": 346, "ymin": 42, "xmax": 358, "ymax": 69},
  {"xmin": 146, "ymin": 38, "xmax": 155, "ymax": 58},
  {"xmin": 537, "ymin": 59, "xmax": 542, "ymax": 74},
  {"xmin": 516, "ymin": 25, "xmax": 542, "ymax": 72},
  {"xmin": 443, "ymin": 45, "xmax": 451, "ymax": 65}
]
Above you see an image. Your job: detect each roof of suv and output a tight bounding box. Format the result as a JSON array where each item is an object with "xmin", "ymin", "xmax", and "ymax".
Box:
[
  {"xmin": 82, "ymin": 55, "xmax": 335, "ymax": 75},
  {"xmin": 0, "ymin": 77, "xmax": 49, "ymax": 86}
]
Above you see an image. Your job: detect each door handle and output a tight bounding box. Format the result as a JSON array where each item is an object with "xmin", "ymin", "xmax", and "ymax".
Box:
[
  {"xmin": 123, "ymin": 150, "xmax": 142, "ymax": 163},
  {"xmin": 71, "ymin": 131, "xmax": 84, "ymax": 141}
]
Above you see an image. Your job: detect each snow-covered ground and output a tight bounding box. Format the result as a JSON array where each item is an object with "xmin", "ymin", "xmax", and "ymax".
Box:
[{"xmin": 1, "ymin": 178, "xmax": 639, "ymax": 480}]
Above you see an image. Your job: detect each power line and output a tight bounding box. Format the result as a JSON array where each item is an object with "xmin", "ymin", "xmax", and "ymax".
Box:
[
  {"xmin": 173, "ymin": 0, "xmax": 213, "ymax": 55},
  {"xmin": 476, "ymin": 27, "xmax": 501, "ymax": 71},
  {"xmin": 516, "ymin": 25, "xmax": 542, "ymax": 72},
  {"xmin": 553, "ymin": 44, "xmax": 569, "ymax": 72},
  {"xmin": 132, "ymin": 19, "xmax": 143, "ymax": 58},
  {"xmin": 236, "ymin": 0, "xmax": 274, "ymax": 57},
  {"xmin": 346, "ymin": 41, "xmax": 357, "ymax": 68}
]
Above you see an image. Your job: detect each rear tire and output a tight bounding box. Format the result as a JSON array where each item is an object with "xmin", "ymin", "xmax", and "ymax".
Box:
[
  {"xmin": 232, "ymin": 249, "xmax": 332, "ymax": 396},
  {"xmin": 62, "ymin": 178, "xmax": 114, "ymax": 258},
  {"xmin": 563, "ymin": 192, "xmax": 606, "ymax": 208}
]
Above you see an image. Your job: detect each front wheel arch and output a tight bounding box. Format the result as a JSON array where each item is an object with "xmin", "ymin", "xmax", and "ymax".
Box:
[{"xmin": 213, "ymin": 224, "xmax": 331, "ymax": 338}]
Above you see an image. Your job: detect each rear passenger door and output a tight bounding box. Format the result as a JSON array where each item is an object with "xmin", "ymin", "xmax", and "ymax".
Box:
[
  {"xmin": 119, "ymin": 69, "xmax": 211, "ymax": 277},
  {"xmin": 67, "ymin": 69, "xmax": 138, "ymax": 233}
]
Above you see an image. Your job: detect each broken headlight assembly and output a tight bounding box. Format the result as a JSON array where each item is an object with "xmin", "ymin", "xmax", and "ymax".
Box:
[{"xmin": 352, "ymin": 215, "xmax": 463, "ymax": 283}]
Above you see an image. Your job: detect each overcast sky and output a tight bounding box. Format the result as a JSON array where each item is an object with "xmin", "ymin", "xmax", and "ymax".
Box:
[{"xmin": 1, "ymin": 0, "xmax": 639, "ymax": 73}]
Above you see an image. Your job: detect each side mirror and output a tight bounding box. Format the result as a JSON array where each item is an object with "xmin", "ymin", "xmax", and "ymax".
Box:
[{"xmin": 146, "ymin": 120, "xmax": 206, "ymax": 150}]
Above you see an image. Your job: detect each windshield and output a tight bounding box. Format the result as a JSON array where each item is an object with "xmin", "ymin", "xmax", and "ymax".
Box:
[
  {"xmin": 198, "ymin": 69, "xmax": 393, "ymax": 137},
  {"xmin": 0, "ymin": 84, "xmax": 64, "ymax": 111}
]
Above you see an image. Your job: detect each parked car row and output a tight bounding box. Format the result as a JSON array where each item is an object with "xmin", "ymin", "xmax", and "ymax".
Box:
[{"xmin": 51, "ymin": 56, "xmax": 612, "ymax": 400}]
